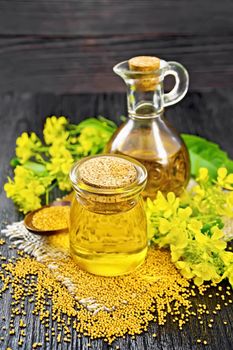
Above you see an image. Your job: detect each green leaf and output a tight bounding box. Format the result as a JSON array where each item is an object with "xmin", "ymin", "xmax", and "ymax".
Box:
[
  {"xmin": 10, "ymin": 157, "xmax": 21, "ymax": 167},
  {"xmin": 74, "ymin": 117, "xmax": 117, "ymax": 134},
  {"xmin": 182, "ymin": 134, "xmax": 233, "ymax": 179},
  {"xmin": 24, "ymin": 161, "xmax": 48, "ymax": 175}
]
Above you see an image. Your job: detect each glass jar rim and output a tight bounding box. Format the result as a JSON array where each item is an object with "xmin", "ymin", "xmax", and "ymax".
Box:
[{"xmin": 70, "ymin": 154, "xmax": 147, "ymax": 196}]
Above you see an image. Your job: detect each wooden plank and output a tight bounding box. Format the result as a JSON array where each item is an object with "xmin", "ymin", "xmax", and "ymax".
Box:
[
  {"xmin": 0, "ymin": 0, "xmax": 232, "ymax": 36},
  {"xmin": 0, "ymin": 91, "xmax": 233, "ymax": 349},
  {"xmin": 0, "ymin": 34, "xmax": 233, "ymax": 93}
]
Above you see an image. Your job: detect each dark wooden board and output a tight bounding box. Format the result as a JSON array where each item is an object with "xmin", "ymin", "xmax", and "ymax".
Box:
[
  {"xmin": 1, "ymin": 0, "xmax": 233, "ymax": 36},
  {"xmin": 0, "ymin": 0, "xmax": 233, "ymax": 93},
  {"xmin": 0, "ymin": 34, "xmax": 233, "ymax": 93},
  {"xmin": 0, "ymin": 91, "xmax": 233, "ymax": 350}
]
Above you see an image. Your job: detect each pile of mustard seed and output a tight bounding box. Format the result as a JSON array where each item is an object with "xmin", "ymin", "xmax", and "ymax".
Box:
[
  {"xmin": 32, "ymin": 206, "xmax": 70, "ymax": 231},
  {"xmin": 0, "ymin": 241, "xmax": 232, "ymax": 346}
]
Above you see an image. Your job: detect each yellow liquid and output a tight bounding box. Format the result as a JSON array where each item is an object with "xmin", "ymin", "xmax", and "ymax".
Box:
[
  {"xmin": 107, "ymin": 123, "xmax": 190, "ymax": 198},
  {"xmin": 70, "ymin": 197, "xmax": 148, "ymax": 276},
  {"xmin": 118, "ymin": 146, "xmax": 189, "ymax": 198}
]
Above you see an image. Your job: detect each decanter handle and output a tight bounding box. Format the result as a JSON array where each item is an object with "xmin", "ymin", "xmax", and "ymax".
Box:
[{"xmin": 163, "ymin": 61, "xmax": 189, "ymax": 107}]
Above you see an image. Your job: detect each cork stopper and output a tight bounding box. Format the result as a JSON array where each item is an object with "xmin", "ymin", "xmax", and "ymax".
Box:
[
  {"xmin": 128, "ymin": 56, "xmax": 160, "ymax": 91},
  {"xmin": 78, "ymin": 156, "xmax": 137, "ymax": 189},
  {"xmin": 129, "ymin": 56, "xmax": 160, "ymax": 72}
]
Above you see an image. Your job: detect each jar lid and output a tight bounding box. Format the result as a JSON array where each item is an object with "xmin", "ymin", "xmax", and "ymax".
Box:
[
  {"xmin": 70, "ymin": 154, "xmax": 147, "ymax": 196},
  {"xmin": 78, "ymin": 156, "xmax": 137, "ymax": 188}
]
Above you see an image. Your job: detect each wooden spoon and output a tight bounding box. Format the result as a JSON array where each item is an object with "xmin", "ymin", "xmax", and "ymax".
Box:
[{"xmin": 24, "ymin": 201, "xmax": 70, "ymax": 235}]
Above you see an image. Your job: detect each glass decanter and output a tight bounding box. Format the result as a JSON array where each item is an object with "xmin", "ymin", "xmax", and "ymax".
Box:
[{"xmin": 106, "ymin": 56, "xmax": 190, "ymax": 198}]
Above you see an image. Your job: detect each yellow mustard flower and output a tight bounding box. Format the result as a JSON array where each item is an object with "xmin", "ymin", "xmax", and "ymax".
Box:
[
  {"xmin": 47, "ymin": 152, "xmax": 73, "ymax": 175},
  {"xmin": 215, "ymin": 191, "xmax": 233, "ymax": 218},
  {"xmin": 57, "ymin": 177, "xmax": 72, "ymax": 191},
  {"xmin": 167, "ymin": 227, "xmax": 188, "ymax": 248},
  {"xmin": 46, "ymin": 143, "xmax": 74, "ymax": 191},
  {"xmin": 158, "ymin": 218, "xmax": 172, "ymax": 234},
  {"xmin": 196, "ymin": 167, "xmax": 209, "ymax": 183},
  {"xmin": 217, "ymin": 167, "xmax": 233, "ymax": 190},
  {"xmin": 192, "ymin": 185, "xmax": 206, "ymax": 200},
  {"xmin": 175, "ymin": 261, "xmax": 194, "ymax": 279},
  {"xmin": 147, "ymin": 222, "xmax": 155, "ymax": 241},
  {"xmin": 192, "ymin": 262, "xmax": 221, "ymax": 285},
  {"xmin": 177, "ymin": 207, "xmax": 192, "ymax": 221},
  {"xmin": 187, "ymin": 219, "xmax": 203, "ymax": 235},
  {"xmin": 16, "ymin": 132, "xmax": 42, "ymax": 163},
  {"xmin": 219, "ymin": 249, "xmax": 233, "ymax": 265},
  {"xmin": 4, "ymin": 166, "xmax": 51, "ymax": 213},
  {"xmin": 43, "ymin": 116, "xmax": 69, "ymax": 145},
  {"xmin": 221, "ymin": 263, "xmax": 233, "ymax": 287},
  {"xmin": 77, "ymin": 126, "xmax": 113, "ymax": 156},
  {"xmin": 195, "ymin": 227, "xmax": 227, "ymax": 251},
  {"xmin": 154, "ymin": 191, "xmax": 180, "ymax": 218}
]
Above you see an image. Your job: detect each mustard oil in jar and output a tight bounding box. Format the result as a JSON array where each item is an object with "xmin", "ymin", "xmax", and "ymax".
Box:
[{"xmin": 69, "ymin": 154, "xmax": 148, "ymax": 276}]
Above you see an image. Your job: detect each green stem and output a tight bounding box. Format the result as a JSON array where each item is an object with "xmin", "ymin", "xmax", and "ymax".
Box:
[
  {"xmin": 68, "ymin": 144, "xmax": 79, "ymax": 150},
  {"xmin": 68, "ymin": 130, "xmax": 80, "ymax": 136},
  {"xmin": 37, "ymin": 146, "xmax": 49, "ymax": 152},
  {"xmin": 45, "ymin": 181, "xmax": 58, "ymax": 205}
]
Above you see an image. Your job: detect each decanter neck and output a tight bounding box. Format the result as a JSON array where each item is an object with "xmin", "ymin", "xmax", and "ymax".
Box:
[
  {"xmin": 127, "ymin": 82, "xmax": 164, "ymax": 119},
  {"xmin": 113, "ymin": 58, "xmax": 189, "ymax": 118}
]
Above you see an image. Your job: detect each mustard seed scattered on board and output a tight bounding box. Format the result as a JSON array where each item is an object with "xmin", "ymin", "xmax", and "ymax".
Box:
[
  {"xmin": 0, "ymin": 248, "xmax": 199, "ymax": 344},
  {"xmin": 19, "ymin": 319, "xmax": 26, "ymax": 328},
  {"xmin": 32, "ymin": 206, "xmax": 70, "ymax": 231},
  {"xmin": 64, "ymin": 337, "xmax": 71, "ymax": 342},
  {"xmin": 0, "ymin": 242, "xmax": 232, "ymax": 345}
]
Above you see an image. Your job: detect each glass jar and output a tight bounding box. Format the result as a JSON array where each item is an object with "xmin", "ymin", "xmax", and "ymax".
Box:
[
  {"xmin": 106, "ymin": 57, "xmax": 190, "ymax": 198},
  {"xmin": 69, "ymin": 154, "xmax": 148, "ymax": 276}
]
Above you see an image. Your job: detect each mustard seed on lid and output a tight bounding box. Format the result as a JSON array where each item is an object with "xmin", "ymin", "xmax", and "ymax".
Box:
[{"xmin": 78, "ymin": 156, "xmax": 137, "ymax": 188}]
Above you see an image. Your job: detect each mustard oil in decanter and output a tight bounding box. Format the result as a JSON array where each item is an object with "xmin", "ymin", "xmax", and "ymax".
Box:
[
  {"xmin": 118, "ymin": 147, "xmax": 189, "ymax": 198},
  {"xmin": 107, "ymin": 120, "xmax": 190, "ymax": 199},
  {"xmin": 107, "ymin": 56, "xmax": 190, "ymax": 198}
]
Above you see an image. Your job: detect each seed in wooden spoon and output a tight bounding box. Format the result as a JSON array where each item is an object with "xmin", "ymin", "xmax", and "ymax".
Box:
[{"xmin": 32, "ymin": 206, "xmax": 70, "ymax": 231}]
